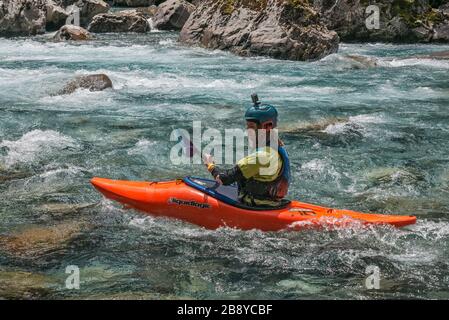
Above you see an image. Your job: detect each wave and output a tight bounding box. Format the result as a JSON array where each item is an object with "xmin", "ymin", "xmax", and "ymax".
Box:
[{"xmin": 0, "ymin": 130, "xmax": 79, "ymax": 169}]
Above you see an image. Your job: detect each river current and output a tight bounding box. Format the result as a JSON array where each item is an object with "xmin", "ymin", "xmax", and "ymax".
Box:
[{"xmin": 0, "ymin": 31, "xmax": 449, "ymax": 299}]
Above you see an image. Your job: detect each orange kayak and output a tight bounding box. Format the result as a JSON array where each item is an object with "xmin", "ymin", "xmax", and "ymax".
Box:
[{"xmin": 91, "ymin": 176, "xmax": 416, "ymax": 231}]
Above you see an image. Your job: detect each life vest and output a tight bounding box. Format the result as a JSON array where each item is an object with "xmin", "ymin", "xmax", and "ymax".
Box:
[{"xmin": 239, "ymin": 146, "xmax": 291, "ymax": 202}]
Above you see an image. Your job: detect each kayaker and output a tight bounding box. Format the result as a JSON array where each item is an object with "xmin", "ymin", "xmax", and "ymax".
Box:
[{"xmin": 203, "ymin": 94, "xmax": 291, "ymax": 207}]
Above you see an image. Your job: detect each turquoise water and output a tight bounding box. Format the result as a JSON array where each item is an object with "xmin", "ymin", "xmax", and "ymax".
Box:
[{"xmin": 0, "ymin": 31, "xmax": 449, "ymax": 299}]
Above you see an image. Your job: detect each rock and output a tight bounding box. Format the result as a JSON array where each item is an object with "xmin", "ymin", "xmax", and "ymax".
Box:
[
  {"xmin": 412, "ymin": 50, "xmax": 449, "ymax": 60},
  {"xmin": 0, "ymin": 221, "xmax": 86, "ymax": 259},
  {"xmin": 344, "ymin": 55, "xmax": 378, "ymax": 69},
  {"xmin": 53, "ymin": 24, "xmax": 93, "ymax": 40},
  {"xmin": 440, "ymin": 3, "xmax": 449, "ymax": 17},
  {"xmin": 113, "ymin": 0, "xmax": 155, "ymax": 6},
  {"xmin": 313, "ymin": 0, "xmax": 449, "ymax": 43},
  {"xmin": 433, "ymin": 22, "xmax": 449, "ymax": 41},
  {"xmin": 77, "ymin": 0, "xmax": 110, "ymax": 27},
  {"xmin": 0, "ymin": 270, "xmax": 54, "ymax": 299},
  {"xmin": 180, "ymin": 0, "xmax": 339, "ymax": 61},
  {"xmin": 87, "ymin": 10, "xmax": 150, "ymax": 32},
  {"xmin": 58, "ymin": 74, "xmax": 113, "ymax": 94},
  {"xmin": 135, "ymin": 5, "xmax": 158, "ymax": 17},
  {"xmin": 0, "ymin": 0, "xmax": 46, "ymax": 36},
  {"xmin": 153, "ymin": 0, "xmax": 194, "ymax": 30},
  {"xmin": 46, "ymin": 0, "xmax": 69, "ymax": 31},
  {"xmin": 0, "ymin": 170, "xmax": 31, "ymax": 182},
  {"xmin": 36, "ymin": 202, "xmax": 95, "ymax": 218}
]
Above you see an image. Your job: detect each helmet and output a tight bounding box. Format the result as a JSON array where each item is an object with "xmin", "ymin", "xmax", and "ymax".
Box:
[{"xmin": 245, "ymin": 94, "xmax": 278, "ymax": 127}]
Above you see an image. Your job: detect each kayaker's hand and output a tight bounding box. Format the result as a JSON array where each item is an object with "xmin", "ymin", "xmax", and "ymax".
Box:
[
  {"xmin": 203, "ymin": 153, "xmax": 214, "ymax": 166},
  {"xmin": 215, "ymin": 175, "xmax": 223, "ymax": 185}
]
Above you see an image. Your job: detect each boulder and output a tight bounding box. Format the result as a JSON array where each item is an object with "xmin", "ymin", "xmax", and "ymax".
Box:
[
  {"xmin": 153, "ymin": 0, "xmax": 194, "ymax": 30},
  {"xmin": 77, "ymin": 0, "xmax": 110, "ymax": 27},
  {"xmin": 0, "ymin": 0, "xmax": 46, "ymax": 36},
  {"xmin": 179, "ymin": 0, "xmax": 339, "ymax": 61},
  {"xmin": 53, "ymin": 24, "xmax": 93, "ymax": 40},
  {"xmin": 433, "ymin": 22, "xmax": 449, "ymax": 41},
  {"xmin": 46, "ymin": 0, "xmax": 69, "ymax": 31},
  {"xmin": 58, "ymin": 74, "xmax": 113, "ymax": 94},
  {"xmin": 87, "ymin": 10, "xmax": 150, "ymax": 32}
]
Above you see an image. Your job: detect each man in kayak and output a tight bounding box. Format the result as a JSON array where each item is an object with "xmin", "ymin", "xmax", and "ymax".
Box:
[{"xmin": 203, "ymin": 94, "xmax": 291, "ymax": 207}]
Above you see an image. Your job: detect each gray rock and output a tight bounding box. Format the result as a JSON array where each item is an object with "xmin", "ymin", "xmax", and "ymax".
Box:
[
  {"xmin": 46, "ymin": 0, "xmax": 69, "ymax": 31},
  {"xmin": 433, "ymin": 22, "xmax": 449, "ymax": 42},
  {"xmin": 53, "ymin": 24, "xmax": 93, "ymax": 40},
  {"xmin": 77, "ymin": 0, "xmax": 110, "ymax": 27},
  {"xmin": 87, "ymin": 10, "xmax": 149, "ymax": 32},
  {"xmin": 0, "ymin": 0, "xmax": 46, "ymax": 36},
  {"xmin": 180, "ymin": 0, "xmax": 339, "ymax": 61},
  {"xmin": 153, "ymin": 0, "xmax": 194, "ymax": 30},
  {"xmin": 58, "ymin": 74, "xmax": 113, "ymax": 94}
]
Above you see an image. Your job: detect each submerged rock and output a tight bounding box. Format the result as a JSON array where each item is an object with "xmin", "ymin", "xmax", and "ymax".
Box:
[
  {"xmin": 36, "ymin": 202, "xmax": 95, "ymax": 218},
  {"xmin": 153, "ymin": 0, "xmax": 195, "ymax": 30},
  {"xmin": 343, "ymin": 55, "xmax": 379, "ymax": 69},
  {"xmin": 0, "ymin": 221, "xmax": 86, "ymax": 259},
  {"xmin": 280, "ymin": 117, "xmax": 348, "ymax": 134},
  {"xmin": 0, "ymin": 0, "xmax": 46, "ymax": 36},
  {"xmin": 76, "ymin": 0, "xmax": 111, "ymax": 27},
  {"xmin": 0, "ymin": 270, "xmax": 54, "ymax": 299},
  {"xmin": 87, "ymin": 10, "xmax": 150, "ymax": 32},
  {"xmin": 58, "ymin": 74, "xmax": 113, "ymax": 95},
  {"xmin": 53, "ymin": 24, "xmax": 94, "ymax": 41},
  {"xmin": 408, "ymin": 50, "xmax": 449, "ymax": 60},
  {"xmin": 180, "ymin": 0, "xmax": 339, "ymax": 61}
]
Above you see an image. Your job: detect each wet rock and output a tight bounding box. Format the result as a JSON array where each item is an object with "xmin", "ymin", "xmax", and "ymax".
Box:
[
  {"xmin": 0, "ymin": 270, "xmax": 54, "ymax": 299},
  {"xmin": 46, "ymin": 0, "xmax": 69, "ymax": 31},
  {"xmin": 180, "ymin": 0, "xmax": 339, "ymax": 61},
  {"xmin": 53, "ymin": 24, "xmax": 94, "ymax": 40},
  {"xmin": 153, "ymin": 0, "xmax": 194, "ymax": 30},
  {"xmin": 280, "ymin": 117, "xmax": 348, "ymax": 134},
  {"xmin": 0, "ymin": 170, "xmax": 31, "ymax": 183},
  {"xmin": 77, "ymin": 0, "xmax": 110, "ymax": 27},
  {"xmin": 0, "ymin": 221, "xmax": 86, "ymax": 259},
  {"xmin": 343, "ymin": 55, "xmax": 379, "ymax": 69},
  {"xmin": 87, "ymin": 10, "xmax": 150, "ymax": 32},
  {"xmin": 408, "ymin": 50, "xmax": 449, "ymax": 60},
  {"xmin": 58, "ymin": 74, "xmax": 113, "ymax": 95},
  {"xmin": 135, "ymin": 5, "xmax": 158, "ymax": 17},
  {"xmin": 36, "ymin": 202, "xmax": 95, "ymax": 218},
  {"xmin": 0, "ymin": 0, "xmax": 46, "ymax": 36}
]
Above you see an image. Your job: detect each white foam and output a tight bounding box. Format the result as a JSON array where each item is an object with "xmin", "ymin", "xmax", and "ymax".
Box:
[{"xmin": 0, "ymin": 130, "xmax": 78, "ymax": 168}]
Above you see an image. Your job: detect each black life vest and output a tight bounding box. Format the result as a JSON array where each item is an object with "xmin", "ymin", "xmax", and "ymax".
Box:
[{"xmin": 239, "ymin": 146, "xmax": 291, "ymax": 202}]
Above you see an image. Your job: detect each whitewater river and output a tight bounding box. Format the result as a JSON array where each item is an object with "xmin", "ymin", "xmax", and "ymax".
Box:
[{"xmin": 0, "ymin": 31, "xmax": 449, "ymax": 299}]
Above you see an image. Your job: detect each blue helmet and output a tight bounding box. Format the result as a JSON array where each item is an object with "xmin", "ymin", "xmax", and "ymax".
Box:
[{"xmin": 245, "ymin": 94, "xmax": 278, "ymax": 127}]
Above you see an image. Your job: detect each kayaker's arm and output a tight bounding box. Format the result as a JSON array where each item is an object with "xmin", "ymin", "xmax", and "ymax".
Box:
[{"xmin": 208, "ymin": 164, "xmax": 245, "ymax": 185}]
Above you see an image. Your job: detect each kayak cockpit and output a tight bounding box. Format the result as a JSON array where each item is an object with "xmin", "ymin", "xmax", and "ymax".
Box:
[{"xmin": 183, "ymin": 176, "xmax": 291, "ymax": 211}]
